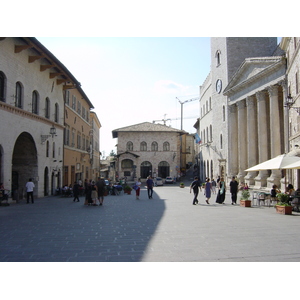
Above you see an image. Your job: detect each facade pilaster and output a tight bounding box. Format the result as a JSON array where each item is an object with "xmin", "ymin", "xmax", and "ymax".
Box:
[
  {"xmin": 228, "ymin": 104, "xmax": 238, "ymax": 178},
  {"xmin": 237, "ymin": 100, "xmax": 247, "ymax": 181},
  {"xmin": 244, "ymin": 95, "xmax": 258, "ymax": 185},
  {"xmin": 254, "ymin": 91, "xmax": 269, "ymax": 188}
]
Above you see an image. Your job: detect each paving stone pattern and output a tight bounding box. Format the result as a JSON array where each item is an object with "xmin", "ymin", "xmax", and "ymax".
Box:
[{"xmin": 1, "ymin": 185, "xmax": 300, "ymax": 262}]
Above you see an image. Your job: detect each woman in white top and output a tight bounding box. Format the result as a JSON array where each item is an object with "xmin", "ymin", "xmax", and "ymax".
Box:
[{"xmin": 135, "ymin": 178, "xmax": 142, "ymax": 200}]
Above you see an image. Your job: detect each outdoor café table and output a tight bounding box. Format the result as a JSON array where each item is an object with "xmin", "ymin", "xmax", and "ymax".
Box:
[{"xmin": 257, "ymin": 192, "xmax": 271, "ymax": 206}]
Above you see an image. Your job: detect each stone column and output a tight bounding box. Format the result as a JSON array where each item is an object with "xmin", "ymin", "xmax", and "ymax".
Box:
[
  {"xmin": 237, "ymin": 100, "xmax": 247, "ymax": 181},
  {"xmin": 244, "ymin": 95, "xmax": 258, "ymax": 185},
  {"xmin": 254, "ymin": 91, "xmax": 269, "ymax": 188},
  {"xmin": 228, "ymin": 104, "xmax": 238, "ymax": 178},
  {"xmin": 279, "ymin": 80, "xmax": 290, "ymax": 190},
  {"xmin": 267, "ymin": 85, "xmax": 281, "ymax": 187}
]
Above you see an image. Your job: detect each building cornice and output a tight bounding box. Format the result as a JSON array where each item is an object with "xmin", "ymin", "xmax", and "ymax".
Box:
[{"xmin": 0, "ymin": 101, "xmax": 64, "ymax": 130}]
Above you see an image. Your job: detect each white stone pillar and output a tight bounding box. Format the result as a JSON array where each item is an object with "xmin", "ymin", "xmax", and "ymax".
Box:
[
  {"xmin": 267, "ymin": 85, "xmax": 281, "ymax": 187},
  {"xmin": 244, "ymin": 95, "xmax": 258, "ymax": 185},
  {"xmin": 237, "ymin": 100, "xmax": 247, "ymax": 181},
  {"xmin": 228, "ymin": 104, "xmax": 238, "ymax": 178},
  {"xmin": 254, "ymin": 91, "xmax": 269, "ymax": 188}
]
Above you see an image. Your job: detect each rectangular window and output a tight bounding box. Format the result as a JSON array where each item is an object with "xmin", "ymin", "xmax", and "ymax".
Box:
[
  {"xmin": 65, "ymin": 90, "xmax": 70, "ymax": 105},
  {"xmin": 72, "ymin": 95, "xmax": 76, "ymax": 110},
  {"xmin": 77, "ymin": 101, "xmax": 81, "ymax": 115}
]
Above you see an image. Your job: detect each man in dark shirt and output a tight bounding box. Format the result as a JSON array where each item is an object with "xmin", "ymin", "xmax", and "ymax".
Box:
[
  {"xmin": 190, "ymin": 176, "xmax": 201, "ymax": 205},
  {"xmin": 230, "ymin": 176, "xmax": 239, "ymax": 205},
  {"xmin": 146, "ymin": 176, "xmax": 154, "ymax": 199}
]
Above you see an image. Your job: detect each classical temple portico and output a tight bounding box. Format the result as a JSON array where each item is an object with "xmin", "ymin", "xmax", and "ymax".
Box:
[
  {"xmin": 224, "ymin": 55, "xmax": 286, "ymax": 189},
  {"xmin": 228, "ymin": 83, "xmax": 285, "ymax": 189}
]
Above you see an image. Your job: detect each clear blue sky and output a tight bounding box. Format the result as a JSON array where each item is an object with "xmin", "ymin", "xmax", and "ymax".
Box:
[{"xmin": 37, "ymin": 37, "xmax": 212, "ymax": 156}]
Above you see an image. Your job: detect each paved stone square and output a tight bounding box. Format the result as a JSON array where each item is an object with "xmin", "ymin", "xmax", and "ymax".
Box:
[{"xmin": 1, "ymin": 184, "xmax": 300, "ymax": 262}]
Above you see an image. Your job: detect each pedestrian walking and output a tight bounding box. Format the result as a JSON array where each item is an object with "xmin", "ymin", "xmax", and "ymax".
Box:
[
  {"xmin": 216, "ymin": 177, "xmax": 226, "ymax": 204},
  {"xmin": 96, "ymin": 177, "xmax": 106, "ymax": 205},
  {"xmin": 73, "ymin": 181, "xmax": 80, "ymax": 202},
  {"xmin": 25, "ymin": 178, "xmax": 35, "ymax": 204},
  {"xmin": 91, "ymin": 181, "xmax": 98, "ymax": 206},
  {"xmin": 134, "ymin": 178, "xmax": 142, "ymax": 200},
  {"xmin": 229, "ymin": 176, "xmax": 239, "ymax": 205},
  {"xmin": 190, "ymin": 176, "xmax": 201, "ymax": 205},
  {"xmin": 146, "ymin": 176, "xmax": 154, "ymax": 199},
  {"xmin": 205, "ymin": 178, "xmax": 212, "ymax": 204},
  {"xmin": 211, "ymin": 178, "xmax": 217, "ymax": 194},
  {"xmin": 87, "ymin": 180, "xmax": 93, "ymax": 205}
]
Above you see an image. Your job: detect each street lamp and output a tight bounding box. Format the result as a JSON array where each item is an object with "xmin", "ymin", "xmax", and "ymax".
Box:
[{"xmin": 50, "ymin": 126, "xmax": 56, "ymax": 138}]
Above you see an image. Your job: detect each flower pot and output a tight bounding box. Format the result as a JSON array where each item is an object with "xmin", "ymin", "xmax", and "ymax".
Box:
[
  {"xmin": 275, "ymin": 205, "xmax": 292, "ymax": 215},
  {"xmin": 180, "ymin": 185, "xmax": 185, "ymax": 188},
  {"xmin": 240, "ymin": 200, "xmax": 251, "ymax": 207},
  {"xmin": 125, "ymin": 190, "xmax": 131, "ymax": 195}
]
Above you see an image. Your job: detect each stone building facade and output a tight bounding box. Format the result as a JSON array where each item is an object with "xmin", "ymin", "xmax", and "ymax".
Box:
[
  {"xmin": 0, "ymin": 37, "xmax": 100, "ymax": 199},
  {"xmin": 196, "ymin": 37, "xmax": 281, "ymax": 187},
  {"xmin": 112, "ymin": 122, "xmax": 186, "ymax": 181},
  {"xmin": 63, "ymin": 87, "xmax": 94, "ymax": 187},
  {"xmin": 90, "ymin": 111, "xmax": 101, "ymax": 180},
  {"xmin": 224, "ymin": 56, "xmax": 286, "ymax": 188},
  {"xmin": 280, "ymin": 37, "xmax": 300, "ymax": 187}
]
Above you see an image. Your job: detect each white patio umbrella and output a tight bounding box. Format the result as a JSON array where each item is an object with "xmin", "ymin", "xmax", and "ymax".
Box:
[
  {"xmin": 245, "ymin": 154, "xmax": 300, "ymax": 172},
  {"xmin": 281, "ymin": 160, "xmax": 300, "ymax": 169}
]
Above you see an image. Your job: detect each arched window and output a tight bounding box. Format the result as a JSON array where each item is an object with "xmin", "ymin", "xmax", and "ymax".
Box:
[
  {"xmin": 163, "ymin": 142, "xmax": 170, "ymax": 151},
  {"xmin": 220, "ymin": 134, "xmax": 223, "ymax": 149},
  {"xmin": 32, "ymin": 90, "xmax": 39, "ymax": 114},
  {"xmin": 216, "ymin": 50, "xmax": 221, "ymax": 66},
  {"xmin": 210, "ymin": 125, "xmax": 212, "ymax": 142},
  {"xmin": 140, "ymin": 141, "xmax": 147, "ymax": 151},
  {"xmin": 206, "ymin": 127, "xmax": 209, "ymax": 142},
  {"xmin": 0, "ymin": 71, "xmax": 6, "ymax": 102},
  {"xmin": 207, "ymin": 160, "xmax": 209, "ymax": 178},
  {"xmin": 46, "ymin": 140, "xmax": 49, "ymax": 157},
  {"xmin": 151, "ymin": 141, "xmax": 158, "ymax": 151},
  {"xmin": 223, "ymin": 105, "xmax": 226, "ymax": 122},
  {"xmin": 54, "ymin": 103, "xmax": 59, "ymax": 123},
  {"xmin": 45, "ymin": 98, "xmax": 50, "ymax": 119},
  {"xmin": 15, "ymin": 82, "xmax": 23, "ymax": 108},
  {"xmin": 127, "ymin": 141, "xmax": 133, "ymax": 151},
  {"xmin": 52, "ymin": 142, "xmax": 55, "ymax": 158}
]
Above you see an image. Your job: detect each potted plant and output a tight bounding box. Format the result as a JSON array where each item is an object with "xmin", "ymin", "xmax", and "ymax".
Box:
[
  {"xmin": 240, "ymin": 189, "xmax": 251, "ymax": 207},
  {"xmin": 275, "ymin": 193, "xmax": 292, "ymax": 215},
  {"xmin": 124, "ymin": 185, "xmax": 132, "ymax": 195},
  {"xmin": 180, "ymin": 182, "xmax": 185, "ymax": 188}
]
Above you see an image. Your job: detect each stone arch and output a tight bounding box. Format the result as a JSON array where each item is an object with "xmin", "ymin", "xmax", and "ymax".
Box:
[
  {"xmin": 158, "ymin": 161, "xmax": 170, "ymax": 178},
  {"xmin": 140, "ymin": 161, "xmax": 152, "ymax": 179},
  {"xmin": 12, "ymin": 132, "xmax": 38, "ymax": 198}
]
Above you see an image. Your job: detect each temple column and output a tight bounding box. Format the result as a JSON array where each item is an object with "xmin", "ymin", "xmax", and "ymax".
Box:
[
  {"xmin": 254, "ymin": 91, "xmax": 269, "ymax": 188},
  {"xmin": 237, "ymin": 100, "xmax": 248, "ymax": 182},
  {"xmin": 244, "ymin": 95, "xmax": 258, "ymax": 185},
  {"xmin": 228, "ymin": 104, "xmax": 238, "ymax": 178},
  {"xmin": 267, "ymin": 85, "xmax": 281, "ymax": 187}
]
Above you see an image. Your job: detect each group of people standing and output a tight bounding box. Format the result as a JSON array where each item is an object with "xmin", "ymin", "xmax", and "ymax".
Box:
[
  {"xmin": 190, "ymin": 175, "xmax": 253, "ymax": 206},
  {"xmin": 76, "ymin": 177, "xmax": 106, "ymax": 206},
  {"xmin": 190, "ymin": 176, "xmax": 227, "ymax": 205}
]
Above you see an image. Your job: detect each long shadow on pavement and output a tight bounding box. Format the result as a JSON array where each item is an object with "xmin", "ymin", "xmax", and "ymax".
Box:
[{"xmin": 0, "ymin": 188, "xmax": 165, "ymax": 262}]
